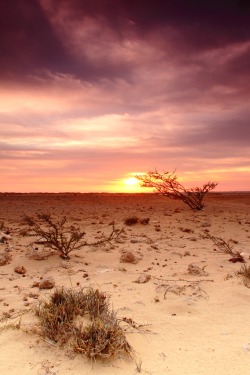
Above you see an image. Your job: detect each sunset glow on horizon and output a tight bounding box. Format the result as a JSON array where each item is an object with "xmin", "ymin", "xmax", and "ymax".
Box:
[{"xmin": 1, "ymin": 1, "xmax": 250, "ymax": 193}]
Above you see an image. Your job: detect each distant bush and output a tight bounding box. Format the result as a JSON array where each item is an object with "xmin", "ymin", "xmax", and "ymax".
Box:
[
  {"xmin": 124, "ymin": 216, "xmax": 150, "ymax": 226},
  {"xmin": 136, "ymin": 170, "xmax": 217, "ymax": 211},
  {"xmin": 124, "ymin": 216, "xmax": 139, "ymax": 226}
]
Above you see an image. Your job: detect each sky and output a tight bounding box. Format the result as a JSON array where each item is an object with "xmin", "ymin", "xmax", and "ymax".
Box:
[{"xmin": 1, "ymin": 0, "xmax": 250, "ymax": 193}]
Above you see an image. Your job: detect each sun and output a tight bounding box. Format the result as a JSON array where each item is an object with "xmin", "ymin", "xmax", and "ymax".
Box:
[
  {"xmin": 120, "ymin": 175, "xmax": 142, "ymax": 192},
  {"xmin": 124, "ymin": 177, "xmax": 139, "ymax": 186}
]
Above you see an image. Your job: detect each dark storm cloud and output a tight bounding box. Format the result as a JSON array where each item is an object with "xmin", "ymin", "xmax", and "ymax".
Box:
[
  {"xmin": 1, "ymin": 0, "xmax": 250, "ymax": 83},
  {"xmin": 63, "ymin": 0, "xmax": 250, "ymax": 41},
  {"xmin": 0, "ymin": 0, "xmax": 67, "ymax": 79}
]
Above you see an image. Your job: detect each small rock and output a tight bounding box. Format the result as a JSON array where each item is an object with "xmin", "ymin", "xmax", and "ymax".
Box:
[
  {"xmin": 134, "ymin": 274, "xmax": 151, "ymax": 283},
  {"xmin": 0, "ymin": 231, "xmax": 12, "ymax": 241},
  {"xmin": 130, "ymin": 239, "xmax": 139, "ymax": 243},
  {"xmin": 14, "ymin": 265, "xmax": 27, "ymax": 274},
  {"xmin": 38, "ymin": 276, "xmax": 55, "ymax": 289},
  {"xmin": 32, "ymin": 281, "xmax": 40, "ymax": 288}
]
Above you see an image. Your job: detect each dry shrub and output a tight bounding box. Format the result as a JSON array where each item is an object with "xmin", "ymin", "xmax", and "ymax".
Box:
[
  {"xmin": 207, "ymin": 235, "xmax": 244, "ymax": 260},
  {"xmin": 22, "ymin": 213, "xmax": 86, "ymax": 259},
  {"xmin": 124, "ymin": 216, "xmax": 150, "ymax": 226},
  {"xmin": 124, "ymin": 216, "xmax": 139, "ymax": 226},
  {"xmin": 22, "ymin": 212, "xmax": 123, "ymax": 259},
  {"xmin": 120, "ymin": 251, "xmax": 138, "ymax": 264},
  {"xmin": 36, "ymin": 287, "xmax": 133, "ymax": 361}
]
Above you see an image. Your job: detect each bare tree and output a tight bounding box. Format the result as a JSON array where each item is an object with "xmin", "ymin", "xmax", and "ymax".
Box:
[{"xmin": 136, "ymin": 170, "xmax": 217, "ymax": 211}]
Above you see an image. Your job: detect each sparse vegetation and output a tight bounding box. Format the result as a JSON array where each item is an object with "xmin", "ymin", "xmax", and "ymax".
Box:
[
  {"xmin": 124, "ymin": 216, "xmax": 139, "ymax": 226},
  {"xmin": 179, "ymin": 227, "xmax": 194, "ymax": 233},
  {"xmin": 139, "ymin": 217, "xmax": 150, "ymax": 225},
  {"xmin": 120, "ymin": 251, "xmax": 139, "ymax": 264},
  {"xmin": 21, "ymin": 212, "xmax": 123, "ymax": 259},
  {"xmin": 206, "ymin": 234, "xmax": 244, "ymax": 260},
  {"xmin": 124, "ymin": 216, "xmax": 150, "ymax": 226},
  {"xmin": 136, "ymin": 170, "xmax": 217, "ymax": 211},
  {"xmin": 0, "ymin": 250, "xmax": 12, "ymax": 266},
  {"xmin": 36, "ymin": 287, "xmax": 134, "ymax": 362},
  {"xmin": 236, "ymin": 264, "xmax": 250, "ymax": 287},
  {"xmin": 73, "ymin": 311, "xmax": 133, "ymax": 361}
]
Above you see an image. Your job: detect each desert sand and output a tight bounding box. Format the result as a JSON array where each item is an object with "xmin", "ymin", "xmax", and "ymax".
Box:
[{"xmin": 0, "ymin": 192, "xmax": 250, "ymax": 375}]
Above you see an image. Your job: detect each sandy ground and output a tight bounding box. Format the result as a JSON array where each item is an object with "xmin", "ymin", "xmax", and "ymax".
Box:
[{"xmin": 0, "ymin": 192, "xmax": 250, "ymax": 375}]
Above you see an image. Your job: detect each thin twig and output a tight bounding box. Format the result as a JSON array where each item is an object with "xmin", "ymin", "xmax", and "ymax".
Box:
[{"xmin": 151, "ymin": 276, "xmax": 214, "ymax": 283}]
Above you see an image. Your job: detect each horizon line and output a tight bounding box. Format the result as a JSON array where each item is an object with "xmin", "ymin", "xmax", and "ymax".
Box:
[{"xmin": 1, "ymin": 191, "xmax": 250, "ymax": 195}]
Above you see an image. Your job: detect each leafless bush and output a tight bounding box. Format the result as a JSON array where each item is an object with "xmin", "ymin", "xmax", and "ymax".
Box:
[
  {"xmin": 21, "ymin": 212, "xmax": 123, "ymax": 259},
  {"xmin": 206, "ymin": 234, "xmax": 244, "ymax": 260},
  {"xmin": 136, "ymin": 170, "xmax": 217, "ymax": 211}
]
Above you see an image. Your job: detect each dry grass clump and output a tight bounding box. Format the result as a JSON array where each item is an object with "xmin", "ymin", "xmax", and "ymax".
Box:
[
  {"xmin": 36, "ymin": 287, "xmax": 134, "ymax": 362},
  {"xmin": 73, "ymin": 312, "xmax": 133, "ymax": 361},
  {"xmin": 236, "ymin": 264, "xmax": 250, "ymax": 288},
  {"xmin": 76, "ymin": 288, "xmax": 109, "ymax": 319},
  {"xmin": 37, "ymin": 288, "xmax": 80, "ymax": 343}
]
